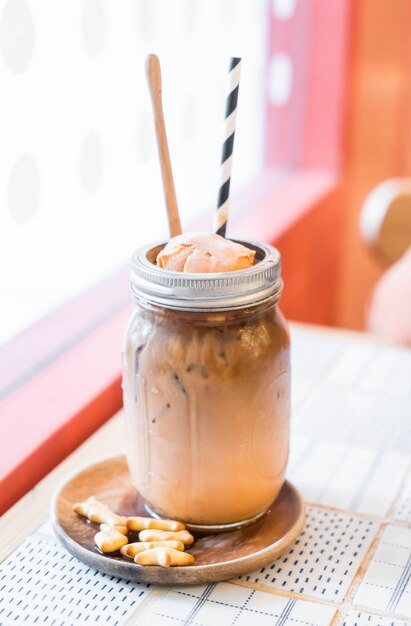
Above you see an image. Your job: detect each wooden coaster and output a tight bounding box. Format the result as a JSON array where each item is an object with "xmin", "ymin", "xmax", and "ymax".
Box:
[{"xmin": 51, "ymin": 455, "xmax": 305, "ymax": 585}]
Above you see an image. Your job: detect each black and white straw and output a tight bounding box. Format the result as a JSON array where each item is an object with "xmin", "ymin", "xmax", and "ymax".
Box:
[{"xmin": 215, "ymin": 57, "xmax": 241, "ymax": 237}]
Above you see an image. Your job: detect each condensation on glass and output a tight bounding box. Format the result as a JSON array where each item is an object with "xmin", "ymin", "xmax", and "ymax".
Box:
[{"xmin": 122, "ymin": 240, "xmax": 290, "ymax": 531}]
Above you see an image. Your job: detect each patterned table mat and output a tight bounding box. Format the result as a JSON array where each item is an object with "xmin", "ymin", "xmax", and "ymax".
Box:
[{"xmin": 1, "ymin": 329, "xmax": 410, "ymax": 626}]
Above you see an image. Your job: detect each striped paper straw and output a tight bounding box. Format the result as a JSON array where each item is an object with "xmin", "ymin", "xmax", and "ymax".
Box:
[{"xmin": 215, "ymin": 57, "xmax": 241, "ymax": 237}]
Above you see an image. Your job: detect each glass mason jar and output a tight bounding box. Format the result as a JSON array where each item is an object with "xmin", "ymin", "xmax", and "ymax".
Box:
[{"xmin": 122, "ymin": 239, "xmax": 290, "ymax": 531}]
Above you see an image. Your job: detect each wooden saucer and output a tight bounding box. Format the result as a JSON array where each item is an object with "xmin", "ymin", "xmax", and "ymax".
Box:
[{"xmin": 51, "ymin": 455, "xmax": 305, "ymax": 585}]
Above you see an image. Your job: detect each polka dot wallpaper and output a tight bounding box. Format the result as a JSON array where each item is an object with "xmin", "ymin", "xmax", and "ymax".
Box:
[{"xmin": 0, "ymin": 0, "xmax": 267, "ymax": 344}]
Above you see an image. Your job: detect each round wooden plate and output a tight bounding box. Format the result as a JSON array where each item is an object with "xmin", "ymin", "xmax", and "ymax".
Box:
[{"xmin": 51, "ymin": 455, "xmax": 305, "ymax": 585}]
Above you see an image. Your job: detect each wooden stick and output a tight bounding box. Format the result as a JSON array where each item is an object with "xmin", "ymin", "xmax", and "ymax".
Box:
[{"xmin": 146, "ymin": 54, "xmax": 182, "ymax": 237}]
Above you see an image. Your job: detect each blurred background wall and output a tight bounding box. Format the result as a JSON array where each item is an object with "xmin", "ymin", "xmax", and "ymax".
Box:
[
  {"xmin": 0, "ymin": 0, "xmax": 266, "ymax": 345},
  {"xmin": 338, "ymin": 0, "xmax": 411, "ymax": 329}
]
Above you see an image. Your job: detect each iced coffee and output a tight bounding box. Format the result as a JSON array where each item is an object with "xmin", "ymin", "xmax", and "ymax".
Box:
[{"xmin": 122, "ymin": 233, "xmax": 290, "ymax": 530}]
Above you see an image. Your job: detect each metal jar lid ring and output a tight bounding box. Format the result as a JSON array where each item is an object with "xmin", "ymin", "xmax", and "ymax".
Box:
[{"xmin": 130, "ymin": 239, "xmax": 283, "ymax": 312}]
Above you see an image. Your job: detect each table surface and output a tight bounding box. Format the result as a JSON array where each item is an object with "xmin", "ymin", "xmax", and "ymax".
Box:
[{"xmin": 1, "ymin": 323, "xmax": 411, "ymax": 626}]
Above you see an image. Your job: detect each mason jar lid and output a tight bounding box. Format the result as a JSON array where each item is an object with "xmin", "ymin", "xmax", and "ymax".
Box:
[{"xmin": 130, "ymin": 239, "xmax": 283, "ymax": 311}]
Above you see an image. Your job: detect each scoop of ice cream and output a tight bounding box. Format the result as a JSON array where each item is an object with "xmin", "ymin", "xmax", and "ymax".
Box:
[{"xmin": 157, "ymin": 232, "xmax": 255, "ymax": 273}]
